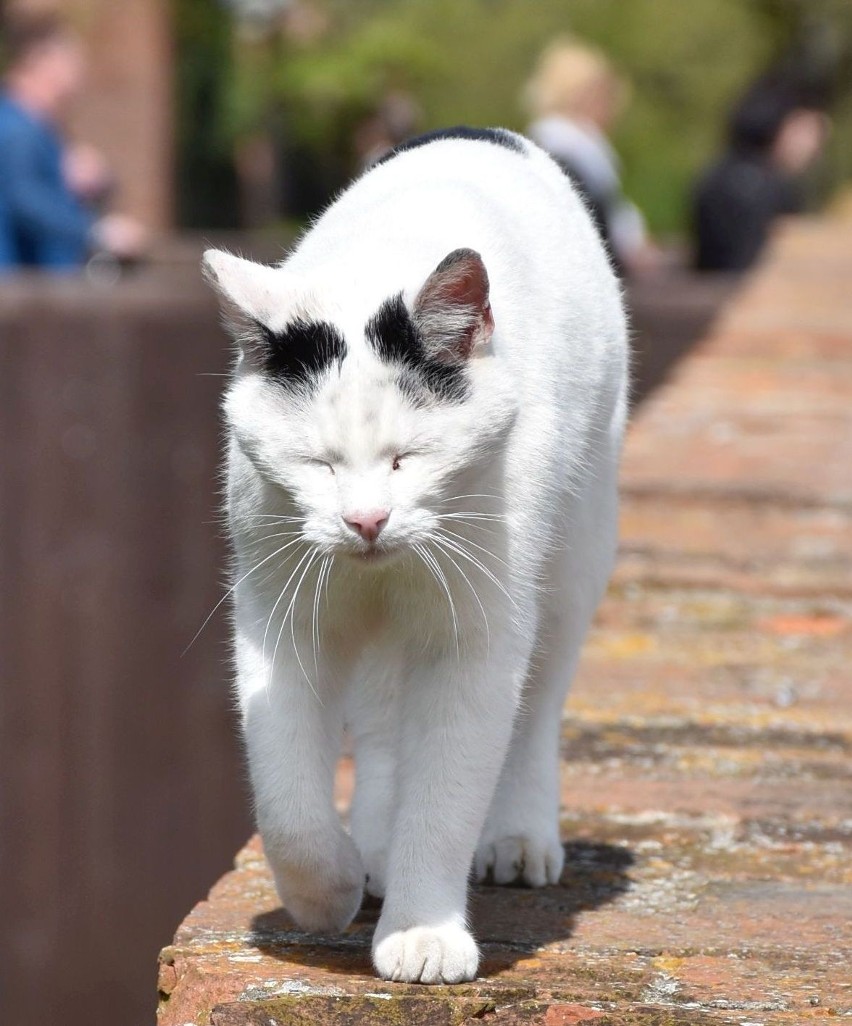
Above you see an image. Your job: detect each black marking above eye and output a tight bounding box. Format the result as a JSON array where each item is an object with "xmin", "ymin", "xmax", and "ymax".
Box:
[
  {"xmin": 365, "ymin": 293, "xmax": 468, "ymax": 404},
  {"xmin": 257, "ymin": 319, "xmax": 346, "ymax": 389}
]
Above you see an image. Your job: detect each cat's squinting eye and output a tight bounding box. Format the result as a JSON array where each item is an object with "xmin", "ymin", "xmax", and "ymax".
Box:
[{"xmin": 392, "ymin": 456, "xmax": 402, "ymax": 471}]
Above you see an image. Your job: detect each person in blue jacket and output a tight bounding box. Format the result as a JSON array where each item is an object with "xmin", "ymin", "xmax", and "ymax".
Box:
[{"xmin": 0, "ymin": 13, "xmax": 144, "ymax": 273}]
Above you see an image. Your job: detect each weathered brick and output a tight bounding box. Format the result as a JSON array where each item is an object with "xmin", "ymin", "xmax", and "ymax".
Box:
[{"xmin": 158, "ymin": 218, "xmax": 852, "ymax": 1025}]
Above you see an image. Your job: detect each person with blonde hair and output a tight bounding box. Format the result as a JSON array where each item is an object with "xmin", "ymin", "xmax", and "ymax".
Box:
[{"xmin": 524, "ymin": 37, "xmax": 655, "ymax": 273}]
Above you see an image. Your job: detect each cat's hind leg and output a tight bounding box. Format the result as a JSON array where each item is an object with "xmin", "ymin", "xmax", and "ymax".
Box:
[
  {"xmin": 473, "ymin": 598, "xmax": 585, "ymax": 887},
  {"xmin": 475, "ymin": 447, "xmax": 620, "ymax": 888}
]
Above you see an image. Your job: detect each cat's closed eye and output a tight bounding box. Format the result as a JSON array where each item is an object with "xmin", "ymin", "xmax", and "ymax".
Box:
[
  {"xmin": 306, "ymin": 457, "xmax": 336, "ymax": 474},
  {"xmin": 391, "ymin": 452, "xmax": 418, "ymax": 470}
]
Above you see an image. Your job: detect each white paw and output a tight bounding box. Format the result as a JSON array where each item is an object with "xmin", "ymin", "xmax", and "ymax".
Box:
[
  {"xmin": 372, "ymin": 922, "xmax": 479, "ymax": 984},
  {"xmin": 475, "ymin": 832, "xmax": 564, "ymax": 887},
  {"xmin": 265, "ymin": 831, "xmax": 364, "ymax": 933}
]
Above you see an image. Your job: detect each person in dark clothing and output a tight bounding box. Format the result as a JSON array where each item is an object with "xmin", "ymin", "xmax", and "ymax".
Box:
[
  {"xmin": 693, "ymin": 72, "xmax": 828, "ymax": 272},
  {"xmin": 0, "ymin": 12, "xmax": 145, "ymax": 273}
]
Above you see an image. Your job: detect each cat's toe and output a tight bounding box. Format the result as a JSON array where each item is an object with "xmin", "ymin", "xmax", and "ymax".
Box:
[
  {"xmin": 475, "ymin": 833, "xmax": 564, "ymax": 887},
  {"xmin": 372, "ymin": 922, "xmax": 479, "ymax": 984}
]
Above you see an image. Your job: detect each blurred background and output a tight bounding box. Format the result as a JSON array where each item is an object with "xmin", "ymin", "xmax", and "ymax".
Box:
[{"xmin": 0, "ymin": 1, "xmax": 850, "ymax": 1024}]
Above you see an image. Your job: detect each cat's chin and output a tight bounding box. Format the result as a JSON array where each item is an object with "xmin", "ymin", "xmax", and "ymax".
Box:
[{"xmin": 346, "ymin": 545, "xmax": 401, "ymax": 567}]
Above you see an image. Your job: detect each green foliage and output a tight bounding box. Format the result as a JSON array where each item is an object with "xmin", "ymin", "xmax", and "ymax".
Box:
[
  {"xmin": 273, "ymin": 17, "xmax": 440, "ymax": 151},
  {"xmin": 179, "ymin": 0, "xmax": 852, "ymax": 233},
  {"xmin": 174, "ymin": 0, "xmax": 240, "ymax": 227}
]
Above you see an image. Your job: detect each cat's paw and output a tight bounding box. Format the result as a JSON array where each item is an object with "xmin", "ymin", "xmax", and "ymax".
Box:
[
  {"xmin": 266, "ymin": 832, "xmax": 364, "ymax": 934},
  {"xmin": 372, "ymin": 922, "xmax": 479, "ymax": 984},
  {"xmin": 474, "ymin": 832, "xmax": 564, "ymax": 887}
]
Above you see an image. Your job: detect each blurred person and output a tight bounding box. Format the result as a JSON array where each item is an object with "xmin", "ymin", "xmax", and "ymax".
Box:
[
  {"xmin": 524, "ymin": 37, "xmax": 658, "ymax": 275},
  {"xmin": 692, "ymin": 70, "xmax": 829, "ymax": 272},
  {"xmin": 0, "ymin": 11, "xmax": 146, "ymax": 274}
]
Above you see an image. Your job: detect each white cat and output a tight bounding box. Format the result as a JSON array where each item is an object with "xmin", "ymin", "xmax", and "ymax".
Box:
[{"xmin": 203, "ymin": 127, "xmax": 628, "ymax": 985}]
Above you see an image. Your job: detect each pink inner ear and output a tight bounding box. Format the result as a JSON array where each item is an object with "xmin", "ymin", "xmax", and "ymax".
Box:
[
  {"xmin": 435, "ymin": 255, "xmax": 489, "ymax": 312},
  {"xmin": 418, "ymin": 249, "xmax": 487, "ymax": 310},
  {"xmin": 414, "ymin": 248, "xmax": 494, "ymax": 361}
]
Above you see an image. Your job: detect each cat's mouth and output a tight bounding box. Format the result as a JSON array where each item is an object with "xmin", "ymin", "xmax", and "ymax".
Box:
[
  {"xmin": 356, "ymin": 546, "xmax": 392, "ymax": 563},
  {"xmin": 346, "ymin": 542, "xmax": 399, "ymax": 565}
]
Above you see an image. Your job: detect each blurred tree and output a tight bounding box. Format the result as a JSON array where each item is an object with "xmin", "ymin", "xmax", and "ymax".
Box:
[
  {"xmin": 175, "ymin": 0, "xmax": 852, "ymax": 233},
  {"xmin": 175, "ymin": 0, "xmax": 240, "ymax": 228}
]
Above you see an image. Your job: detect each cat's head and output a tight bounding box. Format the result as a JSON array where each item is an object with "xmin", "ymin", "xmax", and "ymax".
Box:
[{"xmin": 204, "ymin": 247, "xmax": 516, "ymax": 563}]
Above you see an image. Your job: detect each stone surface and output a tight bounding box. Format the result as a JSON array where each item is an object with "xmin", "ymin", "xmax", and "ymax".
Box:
[{"xmin": 158, "ymin": 219, "xmax": 852, "ymax": 1025}]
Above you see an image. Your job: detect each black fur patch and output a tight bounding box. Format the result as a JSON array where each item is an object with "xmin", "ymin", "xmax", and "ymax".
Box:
[
  {"xmin": 258, "ymin": 320, "xmax": 345, "ymax": 388},
  {"xmin": 376, "ymin": 126, "xmax": 525, "ymax": 166},
  {"xmin": 365, "ymin": 294, "xmax": 469, "ymax": 404}
]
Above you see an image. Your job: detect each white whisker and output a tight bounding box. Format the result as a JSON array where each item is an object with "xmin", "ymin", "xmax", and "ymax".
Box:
[
  {"xmin": 322, "ymin": 554, "xmax": 334, "ymax": 610},
  {"xmin": 439, "ymin": 511, "xmax": 506, "ymax": 524},
  {"xmin": 261, "ymin": 543, "xmax": 314, "ymax": 672},
  {"xmin": 414, "ymin": 543, "xmax": 460, "ymax": 658},
  {"xmin": 430, "ymin": 541, "xmax": 490, "ymax": 650},
  {"xmin": 432, "ymin": 533, "xmax": 518, "ymax": 612},
  {"xmin": 281, "ymin": 549, "xmax": 322, "ymax": 695},
  {"xmin": 241, "ymin": 529, "xmax": 304, "ymax": 551},
  {"xmin": 268, "ymin": 547, "xmax": 317, "ymax": 699},
  {"xmin": 183, "ymin": 535, "xmax": 304, "ymax": 655},
  {"xmin": 437, "ymin": 526, "xmax": 512, "ymax": 570},
  {"xmin": 242, "ymin": 513, "xmax": 304, "ymax": 523},
  {"xmin": 312, "ymin": 555, "xmax": 330, "ymax": 674},
  {"xmin": 438, "ymin": 493, "xmax": 502, "ymax": 505},
  {"xmin": 439, "ymin": 518, "xmax": 500, "ymax": 538}
]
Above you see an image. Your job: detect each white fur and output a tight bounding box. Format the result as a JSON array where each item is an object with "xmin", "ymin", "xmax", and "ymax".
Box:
[{"xmin": 203, "ymin": 132, "xmax": 628, "ymax": 984}]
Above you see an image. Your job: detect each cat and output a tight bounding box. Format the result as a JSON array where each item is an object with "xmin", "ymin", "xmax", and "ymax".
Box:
[{"xmin": 202, "ymin": 126, "xmax": 628, "ymax": 985}]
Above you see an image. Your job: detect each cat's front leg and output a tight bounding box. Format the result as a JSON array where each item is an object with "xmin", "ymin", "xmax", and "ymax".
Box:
[
  {"xmin": 348, "ymin": 660, "xmax": 401, "ymax": 899},
  {"xmin": 237, "ymin": 623, "xmax": 364, "ymax": 934},
  {"xmin": 372, "ymin": 639, "xmax": 525, "ymax": 983}
]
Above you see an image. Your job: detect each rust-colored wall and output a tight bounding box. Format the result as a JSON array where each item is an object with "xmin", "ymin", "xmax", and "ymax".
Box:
[{"xmin": 0, "ymin": 268, "xmax": 251, "ymax": 1026}]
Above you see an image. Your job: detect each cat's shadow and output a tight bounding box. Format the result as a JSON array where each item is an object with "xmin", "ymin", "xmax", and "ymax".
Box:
[{"xmin": 249, "ymin": 840, "xmax": 634, "ymax": 979}]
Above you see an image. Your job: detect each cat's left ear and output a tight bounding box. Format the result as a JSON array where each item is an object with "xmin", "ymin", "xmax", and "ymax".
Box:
[{"xmin": 413, "ymin": 248, "xmax": 494, "ymax": 362}]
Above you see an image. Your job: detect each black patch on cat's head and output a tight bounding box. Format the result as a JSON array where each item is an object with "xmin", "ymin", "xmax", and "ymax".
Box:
[
  {"xmin": 376, "ymin": 126, "xmax": 525, "ymax": 167},
  {"xmin": 365, "ymin": 294, "xmax": 469, "ymax": 404},
  {"xmin": 258, "ymin": 319, "xmax": 345, "ymax": 389}
]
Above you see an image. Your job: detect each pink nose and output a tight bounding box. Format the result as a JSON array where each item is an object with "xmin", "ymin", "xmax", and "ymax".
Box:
[{"xmin": 343, "ymin": 510, "xmax": 390, "ymax": 543}]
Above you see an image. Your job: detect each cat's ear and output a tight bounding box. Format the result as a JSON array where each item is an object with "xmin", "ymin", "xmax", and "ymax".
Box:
[
  {"xmin": 202, "ymin": 249, "xmax": 290, "ymax": 350},
  {"xmin": 413, "ymin": 248, "xmax": 494, "ymax": 361}
]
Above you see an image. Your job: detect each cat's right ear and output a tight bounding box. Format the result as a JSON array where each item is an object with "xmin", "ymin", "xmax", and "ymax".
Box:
[
  {"xmin": 413, "ymin": 248, "xmax": 494, "ymax": 362},
  {"xmin": 202, "ymin": 249, "xmax": 289, "ymax": 355}
]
